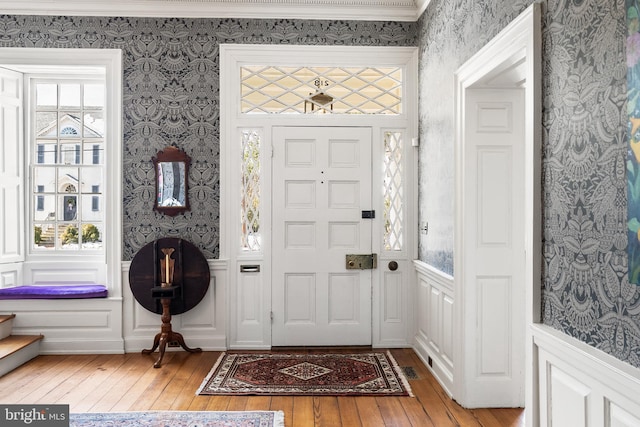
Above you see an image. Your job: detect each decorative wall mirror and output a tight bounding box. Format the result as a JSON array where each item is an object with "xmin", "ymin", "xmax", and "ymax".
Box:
[{"xmin": 153, "ymin": 145, "xmax": 190, "ymax": 216}]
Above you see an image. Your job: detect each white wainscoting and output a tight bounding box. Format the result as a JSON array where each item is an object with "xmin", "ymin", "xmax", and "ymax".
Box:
[
  {"xmin": 0, "ymin": 261, "xmax": 122, "ymax": 354},
  {"xmin": 0, "ymin": 262, "xmax": 21, "ymax": 288},
  {"xmin": 413, "ymin": 260, "xmax": 454, "ymax": 396},
  {"xmin": 122, "ymin": 259, "xmax": 227, "ymax": 352},
  {"xmin": 0, "ymin": 297, "xmax": 123, "ymax": 354},
  {"xmin": 533, "ymin": 324, "xmax": 640, "ymax": 427},
  {"xmin": 0, "ymin": 259, "xmax": 227, "ymax": 355},
  {"xmin": 229, "ymin": 260, "xmax": 269, "ymax": 349},
  {"xmin": 374, "ymin": 258, "xmax": 412, "ymax": 348}
]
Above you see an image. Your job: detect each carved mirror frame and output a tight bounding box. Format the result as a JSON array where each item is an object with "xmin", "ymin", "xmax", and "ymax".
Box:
[{"xmin": 153, "ymin": 146, "xmax": 191, "ymax": 217}]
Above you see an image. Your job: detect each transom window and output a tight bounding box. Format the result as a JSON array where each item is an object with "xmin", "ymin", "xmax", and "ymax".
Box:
[{"xmin": 241, "ymin": 66, "xmax": 403, "ymax": 115}]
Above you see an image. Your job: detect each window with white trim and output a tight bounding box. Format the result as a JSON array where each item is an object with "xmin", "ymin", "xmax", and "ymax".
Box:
[{"xmin": 0, "ymin": 48, "xmax": 121, "ymax": 291}]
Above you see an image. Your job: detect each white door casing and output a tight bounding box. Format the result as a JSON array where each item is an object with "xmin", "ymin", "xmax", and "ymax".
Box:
[
  {"xmin": 220, "ymin": 45, "xmax": 418, "ymax": 350},
  {"xmin": 271, "ymin": 126, "xmax": 373, "ymax": 346},
  {"xmin": 453, "ymin": 4, "xmax": 541, "ymax": 416}
]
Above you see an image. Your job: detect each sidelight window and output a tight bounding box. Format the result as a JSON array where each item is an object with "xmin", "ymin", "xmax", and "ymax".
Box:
[
  {"xmin": 383, "ymin": 131, "xmax": 404, "ymax": 251},
  {"xmin": 240, "ymin": 129, "xmax": 261, "ymax": 251}
]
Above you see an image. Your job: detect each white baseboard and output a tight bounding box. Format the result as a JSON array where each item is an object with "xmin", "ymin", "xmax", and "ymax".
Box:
[
  {"xmin": 414, "ymin": 332, "xmax": 453, "ymax": 397},
  {"xmin": 40, "ymin": 339, "xmax": 124, "ymax": 354},
  {"xmin": 124, "ymin": 336, "xmax": 227, "ymax": 353},
  {"xmin": 228, "ymin": 343, "xmax": 271, "ymax": 350}
]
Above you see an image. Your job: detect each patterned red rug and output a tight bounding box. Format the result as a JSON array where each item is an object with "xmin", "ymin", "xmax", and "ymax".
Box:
[{"xmin": 197, "ymin": 351, "xmax": 413, "ymax": 396}]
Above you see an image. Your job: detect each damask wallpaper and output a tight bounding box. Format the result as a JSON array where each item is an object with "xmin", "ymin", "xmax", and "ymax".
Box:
[
  {"xmin": 416, "ymin": 0, "xmax": 534, "ymax": 275},
  {"xmin": 417, "ymin": 0, "xmax": 640, "ymax": 366},
  {"xmin": 0, "ymin": 15, "xmax": 416, "ymax": 260}
]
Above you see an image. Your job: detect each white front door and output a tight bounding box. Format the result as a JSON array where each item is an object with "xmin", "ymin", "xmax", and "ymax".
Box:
[
  {"xmin": 271, "ymin": 126, "xmax": 373, "ymax": 346},
  {"xmin": 462, "ymin": 88, "xmax": 525, "ymax": 406}
]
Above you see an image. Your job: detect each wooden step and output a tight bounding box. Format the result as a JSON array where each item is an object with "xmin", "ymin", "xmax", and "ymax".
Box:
[
  {"xmin": 0, "ymin": 335, "xmax": 43, "ymax": 377},
  {"xmin": 0, "ymin": 314, "xmax": 15, "ymax": 340}
]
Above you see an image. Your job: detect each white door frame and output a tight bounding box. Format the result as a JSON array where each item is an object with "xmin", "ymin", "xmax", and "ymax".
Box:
[
  {"xmin": 453, "ymin": 2, "xmax": 541, "ymax": 419},
  {"xmin": 220, "ymin": 44, "xmax": 418, "ymax": 350}
]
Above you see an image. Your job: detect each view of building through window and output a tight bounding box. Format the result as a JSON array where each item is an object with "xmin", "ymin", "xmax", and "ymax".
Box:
[{"xmin": 31, "ymin": 80, "xmax": 105, "ymax": 251}]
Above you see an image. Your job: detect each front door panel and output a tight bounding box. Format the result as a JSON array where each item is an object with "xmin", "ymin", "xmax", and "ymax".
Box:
[{"xmin": 272, "ymin": 126, "xmax": 372, "ymax": 346}]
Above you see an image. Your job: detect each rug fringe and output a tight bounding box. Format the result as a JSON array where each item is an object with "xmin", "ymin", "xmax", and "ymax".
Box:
[
  {"xmin": 273, "ymin": 410, "xmax": 285, "ymax": 427},
  {"xmin": 195, "ymin": 351, "xmax": 226, "ymax": 395},
  {"xmin": 386, "ymin": 350, "xmax": 414, "ymax": 397}
]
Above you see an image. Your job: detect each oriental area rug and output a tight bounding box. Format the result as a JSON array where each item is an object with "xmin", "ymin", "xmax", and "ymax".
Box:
[
  {"xmin": 69, "ymin": 411, "xmax": 284, "ymax": 427},
  {"xmin": 197, "ymin": 351, "xmax": 413, "ymax": 397}
]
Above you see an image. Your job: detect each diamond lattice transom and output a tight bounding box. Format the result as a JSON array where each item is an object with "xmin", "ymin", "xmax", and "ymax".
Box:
[
  {"xmin": 383, "ymin": 131, "xmax": 403, "ymax": 251},
  {"xmin": 241, "ymin": 66, "xmax": 402, "ymax": 115}
]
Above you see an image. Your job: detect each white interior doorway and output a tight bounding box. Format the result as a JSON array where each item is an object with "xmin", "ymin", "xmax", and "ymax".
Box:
[{"xmin": 453, "ymin": 3, "xmax": 542, "ymax": 413}]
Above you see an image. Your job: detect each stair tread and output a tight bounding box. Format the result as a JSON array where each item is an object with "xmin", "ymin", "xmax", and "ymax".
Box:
[
  {"xmin": 0, "ymin": 335, "xmax": 43, "ymax": 359},
  {"xmin": 0, "ymin": 314, "xmax": 16, "ymax": 324}
]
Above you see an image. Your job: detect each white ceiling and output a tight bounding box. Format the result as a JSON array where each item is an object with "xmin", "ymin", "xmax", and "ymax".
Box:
[{"xmin": 0, "ymin": 0, "xmax": 431, "ymax": 22}]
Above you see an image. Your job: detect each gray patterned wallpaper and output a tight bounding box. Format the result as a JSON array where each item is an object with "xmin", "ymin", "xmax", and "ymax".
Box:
[
  {"xmin": 0, "ymin": 15, "xmax": 416, "ymax": 260},
  {"xmin": 416, "ymin": 0, "xmax": 534, "ymax": 275},
  {"xmin": 417, "ymin": 0, "xmax": 640, "ymax": 366}
]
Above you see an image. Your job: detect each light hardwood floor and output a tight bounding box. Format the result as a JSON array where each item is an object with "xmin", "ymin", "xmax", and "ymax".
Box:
[{"xmin": 0, "ymin": 348, "xmax": 524, "ymax": 426}]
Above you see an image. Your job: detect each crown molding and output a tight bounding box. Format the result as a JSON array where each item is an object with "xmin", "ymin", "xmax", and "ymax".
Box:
[
  {"xmin": 0, "ymin": 0, "xmax": 422, "ymax": 22},
  {"xmin": 415, "ymin": 0, "xmax": 432, "ymax": 19}
]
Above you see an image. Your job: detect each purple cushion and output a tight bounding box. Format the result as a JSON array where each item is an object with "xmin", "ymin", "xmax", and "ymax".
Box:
[{"xmin": 0, "ymin": 284, "xmax": 108, "ymax": 300}]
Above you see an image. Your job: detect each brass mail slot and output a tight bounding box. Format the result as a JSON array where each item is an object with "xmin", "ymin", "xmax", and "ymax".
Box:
[{"xmin": 345, "ymin": 254, "xmax": 377, "ymax": 270}]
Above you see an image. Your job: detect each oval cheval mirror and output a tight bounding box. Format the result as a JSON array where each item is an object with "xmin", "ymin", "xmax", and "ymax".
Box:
[{"xmin": 153, "ymin": 145, "xmax": 191, "ymax": 216}]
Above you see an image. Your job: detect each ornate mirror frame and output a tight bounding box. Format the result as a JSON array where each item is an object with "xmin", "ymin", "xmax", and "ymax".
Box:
[{"xmin": 153, "ymin": 145, "xmax": 191, "ymax": 217}]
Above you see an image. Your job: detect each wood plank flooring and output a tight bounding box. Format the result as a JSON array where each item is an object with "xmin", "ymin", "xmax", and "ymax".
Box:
[{"xmin": 0, "ymin": 348, "xmax": 524, "ymax": 426}]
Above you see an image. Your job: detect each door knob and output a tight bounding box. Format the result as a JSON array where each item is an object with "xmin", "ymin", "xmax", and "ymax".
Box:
[{"xmin": 388, "ymin": 261, "xmax": 398, "ymax": 271}]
